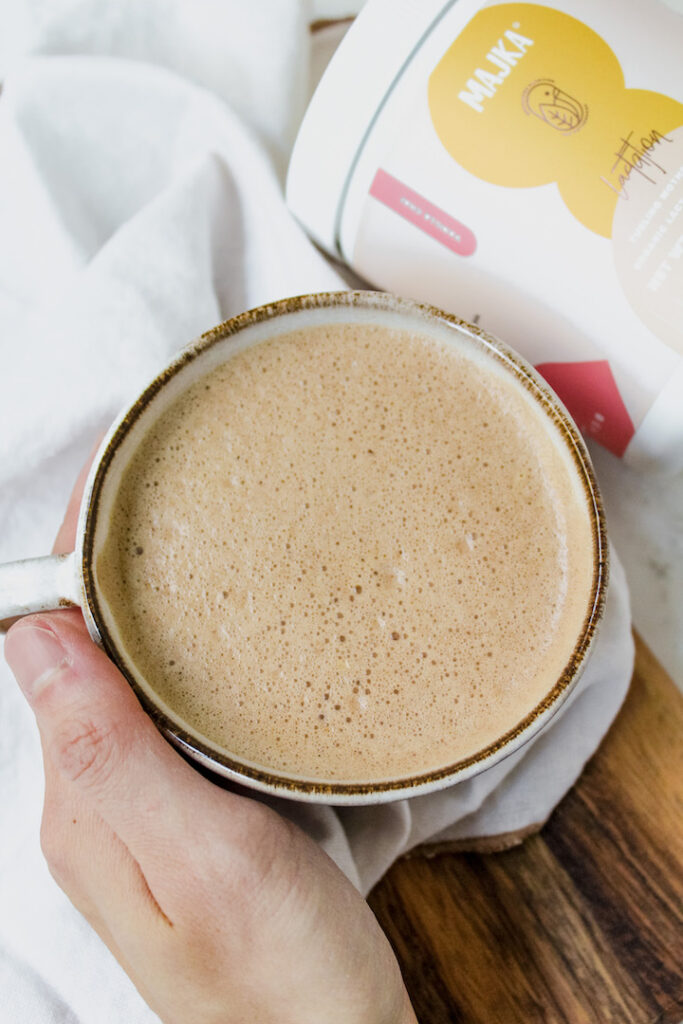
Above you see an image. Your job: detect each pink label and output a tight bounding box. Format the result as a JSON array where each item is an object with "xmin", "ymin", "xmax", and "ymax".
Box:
[
  {"xmin": 535, "ymin": 360, "xmax": 635, "ymax": 457},
  {"xmin": 369, "ymin": 170, "xmax": 476, "ymax": 257}
]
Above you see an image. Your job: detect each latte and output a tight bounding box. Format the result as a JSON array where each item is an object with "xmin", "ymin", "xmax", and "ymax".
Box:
[{"xmin": 96, "ymin": 319, "xmax": 594, "ymax": 783}]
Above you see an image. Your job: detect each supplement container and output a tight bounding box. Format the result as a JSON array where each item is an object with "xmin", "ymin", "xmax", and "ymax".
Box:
[{"xmin": 287, "ymin": 0, "xmax": 683, "ymax": 469}]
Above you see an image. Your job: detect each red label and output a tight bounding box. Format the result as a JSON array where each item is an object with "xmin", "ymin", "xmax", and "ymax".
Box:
[
  {"xmin": 535, "ymin": 360, "xmax": 635, "ymax": 457},
  {"xmin": 369, "ymin": 169, "xmax": 476, "ymax": 256}
]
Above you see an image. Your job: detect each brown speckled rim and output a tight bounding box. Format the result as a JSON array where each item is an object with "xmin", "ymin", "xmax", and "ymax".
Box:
[{"xmin": 81, "ymin": 291, "xmax": 608, "ymax": 804}]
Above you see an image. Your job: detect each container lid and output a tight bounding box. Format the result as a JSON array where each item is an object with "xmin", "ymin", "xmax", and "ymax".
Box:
[{"xmin": 286, "ymin": 0, "xmax": 448, "ymax": 258}]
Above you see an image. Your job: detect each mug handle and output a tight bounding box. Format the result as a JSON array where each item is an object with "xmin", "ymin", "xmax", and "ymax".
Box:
[{"xmin": 0, "ymin": 553, "xmax": 79, "ymax": 634}]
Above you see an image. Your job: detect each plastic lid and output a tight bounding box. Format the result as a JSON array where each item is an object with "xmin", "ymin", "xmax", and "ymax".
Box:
[{"xmin": 286, "ymin": 0, "xmax": 448, "ymax": 257}]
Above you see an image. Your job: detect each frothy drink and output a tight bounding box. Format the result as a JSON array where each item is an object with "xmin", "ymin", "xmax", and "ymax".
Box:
[{"xmin": 96, "ymin": 320, "xmax": 594, "ymax": 783}]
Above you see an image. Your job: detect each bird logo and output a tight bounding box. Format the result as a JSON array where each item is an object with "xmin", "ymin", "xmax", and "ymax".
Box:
[{"xmin": 522, "ymin": 79, "xmax": 588, "ymax": 133}]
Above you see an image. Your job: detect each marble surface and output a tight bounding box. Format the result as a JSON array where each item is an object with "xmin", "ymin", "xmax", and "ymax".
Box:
[{"xmin": 588, "ymin": 446, "xmax": 683, "ymax": 691}]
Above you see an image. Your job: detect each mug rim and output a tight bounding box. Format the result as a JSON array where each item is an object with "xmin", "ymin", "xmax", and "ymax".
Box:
[{"xmin": 78, "ymin": 290, "xmax": 608, "ymax": 804}]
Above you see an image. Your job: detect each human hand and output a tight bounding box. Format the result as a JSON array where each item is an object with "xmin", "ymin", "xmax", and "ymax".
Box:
[{"xmin": 4, "ymin": 455, "xmax": 417, "ymax": 1024}]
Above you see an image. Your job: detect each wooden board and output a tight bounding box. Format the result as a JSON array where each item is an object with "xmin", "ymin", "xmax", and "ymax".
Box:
[{"xmin": 368, "ymin": 635, "xmax": 683, "ymax": 1023}]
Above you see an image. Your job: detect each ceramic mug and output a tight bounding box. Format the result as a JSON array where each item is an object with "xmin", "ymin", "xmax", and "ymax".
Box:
[{"xmin": 0, "ymin": 291, "xmax": 608, "ymax": 804}]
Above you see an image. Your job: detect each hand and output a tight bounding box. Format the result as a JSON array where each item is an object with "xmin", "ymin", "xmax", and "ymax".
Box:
[{"xmin": 4, "ymin": 456, "xmax": 417, "ymax": 1024}]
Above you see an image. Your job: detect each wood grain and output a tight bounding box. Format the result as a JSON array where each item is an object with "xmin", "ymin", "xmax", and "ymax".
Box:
[{"xmin": 368, "ymin": 635, "xmax": 683, "ymax": 1024}]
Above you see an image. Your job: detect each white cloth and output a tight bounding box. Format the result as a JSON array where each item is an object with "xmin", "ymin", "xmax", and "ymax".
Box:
[{"xmin": 0, "ymin": 8, "xmax": 633, "ymax": 1023}]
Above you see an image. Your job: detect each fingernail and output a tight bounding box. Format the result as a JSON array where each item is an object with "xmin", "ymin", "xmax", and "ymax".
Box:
[{"xmin": 5, "ymin": 622, "xmax": 71, "ymax": 703}]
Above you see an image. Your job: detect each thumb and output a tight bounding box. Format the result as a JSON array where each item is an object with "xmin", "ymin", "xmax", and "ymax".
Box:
[{"xmin": 4, "ymin": 609, "xmax": 207, "ymax": 865}]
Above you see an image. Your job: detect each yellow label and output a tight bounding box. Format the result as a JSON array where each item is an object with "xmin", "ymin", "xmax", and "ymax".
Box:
[{"xmin": 428, "ymin": 3, "xmax": 683, "ymax": 237}]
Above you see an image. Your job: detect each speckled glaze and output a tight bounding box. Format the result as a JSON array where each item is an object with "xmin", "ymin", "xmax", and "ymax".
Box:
[{"xmin": 75, "ymin": 291, "xmax": 608, "ymax": 804}]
